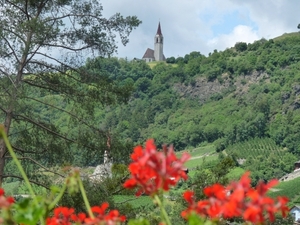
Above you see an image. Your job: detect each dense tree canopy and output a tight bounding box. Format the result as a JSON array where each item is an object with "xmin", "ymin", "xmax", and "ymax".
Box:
[{"xmin": 0, "ymin": 0, "xmax": 140, "ymax": 186}]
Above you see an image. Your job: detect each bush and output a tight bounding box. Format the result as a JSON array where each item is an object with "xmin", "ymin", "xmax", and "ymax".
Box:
[{"xmin": 235, "ymin": 42, "xmax": 248, "ymax": 52}]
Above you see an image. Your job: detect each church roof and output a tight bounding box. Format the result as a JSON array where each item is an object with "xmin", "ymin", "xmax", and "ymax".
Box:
[
  {"xmin": 142, "ymin": 48, "xmax": 154, "ymax": 59},
  {"xmin": 156, "ymin": 22, "xmax": 162, "ymax": 36}
]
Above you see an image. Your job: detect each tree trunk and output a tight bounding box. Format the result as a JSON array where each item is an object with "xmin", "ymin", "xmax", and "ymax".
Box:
[
  {"xmin": 0, "ymin": 111, "xmax": 13, "ymax": 187},
  {"xmin": 0, "ymin": 141, "xmax": 6, "ymax": 187},
  {"xmin": 0, "ymin": 30, "xmax": 32, "ymax": 186}
]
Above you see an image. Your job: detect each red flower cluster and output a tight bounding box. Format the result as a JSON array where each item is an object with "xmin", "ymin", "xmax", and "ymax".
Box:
[
  {"xmin": 46, "ymin": 202, "xmax": 126, "ymax": 225},
  {"xmin": 123, "ymin": 139, "xmax": 190, "ymax": 196},
  {"xmin": 0, "ymin": 188, "xmax": 14, "ymax": 208},
  {"xmin": 0, "ymin": 189, "xmax": 15, "ymax": 224},
  {"xmin": 181, "ymin": 172, "xmax": 289, "ymax": 224}
]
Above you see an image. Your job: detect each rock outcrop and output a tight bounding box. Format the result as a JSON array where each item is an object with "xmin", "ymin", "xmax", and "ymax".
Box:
[{"xmin": 173, "ymin": 71, "xmax": 269, "ymax": 103}]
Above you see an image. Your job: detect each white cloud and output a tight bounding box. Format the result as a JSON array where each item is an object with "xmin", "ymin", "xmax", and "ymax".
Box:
[
  {"xmin": 207, "ymin": 25, "xmax": 259, "ymax": 51},
  {"xmin": 99, "ymin": 0, "xmax": 299, "ymax": 59},
  {"xmin": 230, "ymin": 0, "xmax": 299, "ymax": 38}
]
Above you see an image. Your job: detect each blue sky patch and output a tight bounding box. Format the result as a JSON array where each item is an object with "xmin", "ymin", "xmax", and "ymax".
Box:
[{"xmin": 210, "ymin": 10, "xmax": 258, "ymax": 36}]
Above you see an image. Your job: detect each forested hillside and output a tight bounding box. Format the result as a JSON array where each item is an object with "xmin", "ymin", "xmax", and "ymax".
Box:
[
  {"xmin": 85, "ymin": 32, "xmax": 300, "ymax": 185},
  {"xmin": 3, "ymin": 28, "xmax": 300, "ymax": 225},
  {"xmin": 96, "ymin": 32, "xmax": 300, "ymax": 155},
  {"xmin": 4, "ymin": 32, "xmax": 300, "ymax": 185}
]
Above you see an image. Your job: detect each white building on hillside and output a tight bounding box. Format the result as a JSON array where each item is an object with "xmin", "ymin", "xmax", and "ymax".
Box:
[{"xmin": 142, "ymin": 22, "xmax": 165, "ymax": 62}]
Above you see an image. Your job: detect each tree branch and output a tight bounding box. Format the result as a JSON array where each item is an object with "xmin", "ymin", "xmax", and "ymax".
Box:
[
  {"xmin": 2, "ymin": 174, "xmax": 50, "ymax": 190},
  {"xmin": 41, "ymin": 43, "xmax": 92, "ymax": 52},
  {"xmin": 43, "ymin": 13, "xmax": 102, "ymax": 23},
  {"xmin": 27, "ymin": 53, "xmax": 85, "ymax": 83},
  {"xmin": 24, "ymin": 0, "xmax": 30, "ymax": 20},
  {"xmin": 11, "ymin": 145, "xmax": 47, "ymax": 155},
  {"xmin": 13, "ymin": 113, "xmax": 101, "ymax": 152},
  {"xmin": 23, "ymin": 79, "xmax": 81, "ymax": 103},
  {"xmin": 0, "ymin": 105, "xmax": 7, "ymax": 114},
  {"xmin": 5, "ymin": 156, "xmax": 65, "ymax": 178},
  {"xmin": 14, "ymin": 113, "xmax": 76, "ymax": 143},
  {"xmin": 2, "ymin": 27, "xmax": 26, "ymax": 44},
  {"xmin": 5, "ymin": 0, "xmax": 27, "ymax": 16},
  {"xmin": 0, "ymin": 80, "xmax": 13, "ymax": 98},
  {"xmin": 26, "ymin": 56, "xmax": 112, "ymax": 93},
  {"xmin": 0, "ymin": 36, "xmax": 20, "ymax": 63},
  {"xmin": 24, "ymin": 96, "xmax": 102, "ymax": 134}
]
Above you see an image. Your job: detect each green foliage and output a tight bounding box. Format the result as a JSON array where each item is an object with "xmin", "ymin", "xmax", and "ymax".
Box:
[
  {"xmin": 13, "ymin": 197, "xmax": 46, "ymax": 225},
  {"xmin": 60, "ymin": 179, "xmax": 116, "ymax": 213},
  {"xmin": 184, "ymin": 155, "xmax": 218, "ymax": 169},
  {"xmin": 268, "ymin": 177, "xmax": 300, "ymax": 204},
  {"xmin": 4, "ymin": 29, "xmax": 300, "ymax": 192},
  {"xmin": 166, "ymin": 57, "xmax": 176, "ymax": 64},
  {"xmin": 0, "ymin": 0, "xmax": 141, "ymax": 187},
  {"xmin": 265, "ymin": 214, "xmax": 294, "ymax": 225},
  {"xmin": 226, "ymin": 138, "xmax": 285, "ymax": 159},
  {"xmin": 235, "ymin": 42, "xmax": 248, "ymax": 52},
  {"xmin": 226, "ymin": 138, "xmax": 296, "ymax": 184},
  {"xmin": 113, "ymin": 195, "xmax": 152, "ymax": 209},
  {"xmin": 187, "ymin": 156, "xmax": 236, "ymax": 201},
  {"xmin": 226, "ymin": 167, "xmax": 245, "ymax": 181}
]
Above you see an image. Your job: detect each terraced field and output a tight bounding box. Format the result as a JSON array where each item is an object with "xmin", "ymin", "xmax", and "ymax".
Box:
[{"xmin": 225, "ymin": 138, "xmax": 287, "ymax": 159}]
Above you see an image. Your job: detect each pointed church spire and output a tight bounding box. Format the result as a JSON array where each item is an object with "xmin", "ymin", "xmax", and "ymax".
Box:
[{"xmin": 156, "ymin": 22, "xmax": 162, "ymax": 36}]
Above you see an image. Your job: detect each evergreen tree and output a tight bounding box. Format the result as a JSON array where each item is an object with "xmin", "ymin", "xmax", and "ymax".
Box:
[{"xmin": 0, "ymin": 0, "xmax": 141, "ymax": 186}]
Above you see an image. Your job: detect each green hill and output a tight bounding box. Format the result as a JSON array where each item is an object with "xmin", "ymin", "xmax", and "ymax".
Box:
[{"xmin": 4, "ymin": 32, "xmax": 300, "ymax": 186}]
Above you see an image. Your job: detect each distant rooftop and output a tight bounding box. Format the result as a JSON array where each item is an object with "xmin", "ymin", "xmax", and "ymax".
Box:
[{"xmin": 142, "ymin": 48, "xmax": 155, "ymax": 59}]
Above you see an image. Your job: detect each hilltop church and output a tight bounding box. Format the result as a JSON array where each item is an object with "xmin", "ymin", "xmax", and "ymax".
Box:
[{"xmin": 142, "ymin": 22, "xmax": 166, "ymax": 62}]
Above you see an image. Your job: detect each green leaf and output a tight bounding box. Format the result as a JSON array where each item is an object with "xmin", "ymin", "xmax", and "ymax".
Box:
[
  {"xmin": 128, "ymin": 218, "xmax": 151, "ymax": 225},
  {"xmin": 50, "ymin": 185, "xmax": 61, "ymax": 194},
  {"xmin": 187, "ymin": 213, "xmax": 216, "ymax": 225},
  {"xmin": 12, "ymin": 198, "xmax": 46, "ymax": 225}
]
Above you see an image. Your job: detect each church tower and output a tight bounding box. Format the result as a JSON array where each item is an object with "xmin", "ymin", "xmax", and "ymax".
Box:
[
  {"xmin": 154, "ymin": 22, "xmax": 164, "ymax": 61},
  {"xmin": 142, "ymin": 22, "xmax": 165, "ymax": 62}
]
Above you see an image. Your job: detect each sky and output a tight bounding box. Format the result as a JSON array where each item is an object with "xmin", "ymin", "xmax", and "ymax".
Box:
[{"xmin": 100, "ymin": 0, "xmax": 300, "ymax": 59}]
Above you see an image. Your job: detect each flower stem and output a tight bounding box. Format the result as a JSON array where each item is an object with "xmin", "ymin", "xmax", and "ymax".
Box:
[
  {"xmin": 0, "ymin": 126, "xmax": 35, "ymax": 197},
  {"xmin": 154, "ymin": 194, "xmax": 171, "ymax": 225},
  {"xmin": 48, "ymin": 183, "xmax": 67, "ymax": 210},
  {"xmin": 0, "ymin": 125, "xmax": 45, "ymax": 225},
  {"xmin": 78, "ymin": 177, "xmax": 94, "ymax": 219}
]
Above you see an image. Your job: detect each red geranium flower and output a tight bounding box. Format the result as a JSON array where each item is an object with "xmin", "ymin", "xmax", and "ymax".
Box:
[
  {"xmin": 46, "ymin": 207, "xmax": 74, "ymax": 225},
  {"xmin": 124, "ymin": 139, "xmax": 190, "ymax": 196},
  {"xmin": 182, "ymin": 172, "xmax": 289, "ymax": 224},
  {"xmin": 47, "ymin": 203, "xmax": 126, "ymax": 225},
  {"xmin": 0, "ymin": 188, "xmax": 14, "ymax": 209},
  {"xmin": 84, "ymin": 202, "xmax": 126, "ymax": 225}
]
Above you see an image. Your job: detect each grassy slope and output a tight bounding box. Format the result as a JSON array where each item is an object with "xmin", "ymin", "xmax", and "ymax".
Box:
[
  {"xmin": 176, "ymin": 145, "xmax": 216, "ymax": 169},
  {"xmin": 268, "ymin": 177, "xmax": 300, "ymax": 206},
  {"xmin": 147, "ymin": 61, "xmax": 178, "ymax": 69},
  {"xmin": 113, "ymin": 195, "xmax": 152, "ymax": 209}
]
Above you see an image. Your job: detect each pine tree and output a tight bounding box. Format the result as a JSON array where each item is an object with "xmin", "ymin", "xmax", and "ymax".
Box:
[{"xmin": 0, "ymin": 0, "xmax": 141, "ymax": 186}]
